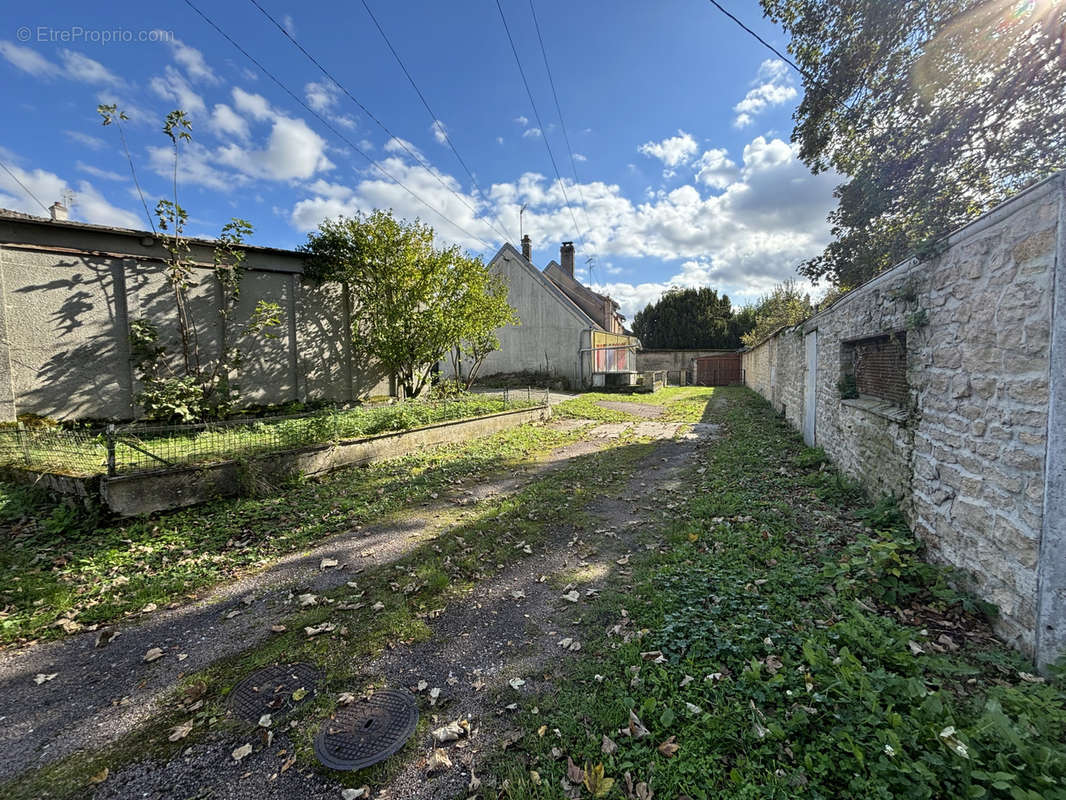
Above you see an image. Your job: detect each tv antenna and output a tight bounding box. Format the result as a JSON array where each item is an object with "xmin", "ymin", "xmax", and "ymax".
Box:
[
  {"xmin": 519, "ymin": 203, "xmax": 527, "ymax": 239},
  {"xmin": 585, "ymin": 255, "xmax": 595, "ymax": 285}
]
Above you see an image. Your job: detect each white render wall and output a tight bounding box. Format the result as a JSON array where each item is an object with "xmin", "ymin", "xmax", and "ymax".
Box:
[{"xmin": 0, "ymin": 218, "xmax": 389, "ymax": 420}]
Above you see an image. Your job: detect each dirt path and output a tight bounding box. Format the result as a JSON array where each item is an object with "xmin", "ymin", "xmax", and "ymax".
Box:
[
  {"xmin": 0, "ymin": 418, "xmax": 617, "ymax": 783},
  {"xmin": 593, "ymin": 400, "xmax": 664, "ymax": 418},
  {"xmin": 87, "ymin": 421, "xmax": 719, "ymax": 800}
]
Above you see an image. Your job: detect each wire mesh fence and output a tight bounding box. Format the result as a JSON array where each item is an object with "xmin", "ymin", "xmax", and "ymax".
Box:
[{"xmin": 0, "ymin": 388, "xmax": 550, "ymax": 478}]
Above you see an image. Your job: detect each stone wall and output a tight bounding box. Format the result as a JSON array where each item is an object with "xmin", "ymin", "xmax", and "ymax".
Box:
[
  {"xmin": 741, "ymin": 174, "xmax": 1065, "ymax": 669},
  {"xmin": 0, "ymin": 215, "xmax": 390, "ymax": 421},
  {"xmin": 635, "ymin": 348, "xmax": 737, "ymax": 377}
]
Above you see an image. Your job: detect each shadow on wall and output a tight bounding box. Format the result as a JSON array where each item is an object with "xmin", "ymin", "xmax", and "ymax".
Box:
[{"xmin": 16, "ymin": 257, "xmax": 133, "ymax": 421}]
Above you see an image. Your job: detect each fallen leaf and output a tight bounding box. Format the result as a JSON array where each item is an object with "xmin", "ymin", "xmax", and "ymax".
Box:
[
  {"xmin": 232, "ymin": 743, "xmax": 253, "ymax": 761},
  {"xmin": 89, "ymin": 767, "xmax": 109, "ymax": 785},
  {"xmin": 431, "ymin": 720, "xmax": 468, "ymax": 744},
  {"xmin": 657, "ymin": 736, "xmax": 680, "ymax": 758},
  {"xmin": 258, "ymin": 713, "xmax": 272, "ymax": 728},
  {"xmin": 292, "ymin": 688, "xmax": 308, "ymax": 702},
  {"xmin": 271, "ymin": 625, "xmax": 286, "ymax": 633},
  {"xmin": 143, "ymin": 647, "xmax": 164, "ymax": 663},
  {"xmin": 508, "ymin": 677, "xmax": 525, "ymax": 690},
  {"xmin": 33, "ymin": 672, "xmax": 58, "ymax": 685},
  {"xmin": 626, "ymin": 710, "xmax": 650, "ymax": 739},
  {"xmin": 679, "ymin": 675, "xmax": 694, "ymax": 687},
  {"xmin": 537, "ymin": 725, "xmax": 548, "ymax": 737},
  {"xmin": 426, "ymin": 748, "xmax": 452, "ymax": 774},
  {"xmin": 583, "ymin": 762, "xmax": 615, "ymax": 798},
  {"xmin": 372, "ymin": 601, "xmax": 385, "ymax": 612},
  {"xmin": 297, "ymin": 593, "xmax": 318, "ymax": 607},
  {"xmin": 168, "ymin": 721, "xmax": 194, "ymax": 741},
  {"xmin": 341, "ymin": 788, "xmax": 369, "ymax": 800},
  {"xmin": 320, "ymin": 558, "xmax": 338, "ymax": 569},
  {"xmin": 562, "ymin": 590, "xmax": 580, "ymax": 603},
  {"xmin": 338, "ymin": 692, "xmax": 356, "ymax": 705},
  {"xmin": 601, "ymin": 734, "xmax": 618, "ymax": 755},
  {"xmin": 95, "ymin": 629, "xmax": 118, "ymax": 648},
  {"xmin": 567, "ymin": 757, "xmax": 585, "ymax": 784}
]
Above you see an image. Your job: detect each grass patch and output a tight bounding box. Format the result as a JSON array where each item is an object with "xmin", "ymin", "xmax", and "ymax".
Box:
[
  {"xmin": 484, "ymin": 386, "xmax": 1066, "ymax": 800},
  {"xmin": 3, "ymin": 431, "xmax": 658, "ymax": 800},
  {"xmin": 0, "ymin": 420, "xmax": 570, "ymax": 646},
  {"xmin": 553, "ymin": 387, "xmax": 717, "ymax": 423},
  {"xmin": 0, "ymin": 396, "xmax": 536, "ymax": 476}
]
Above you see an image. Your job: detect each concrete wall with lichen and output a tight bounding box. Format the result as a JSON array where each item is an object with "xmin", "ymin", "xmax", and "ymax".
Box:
[
  {"xmin": 0, "ymin": 216, "xmax": 390, "ymax": 421},
  {"xmin": 742, "ymin": 174, "xmax": 1065, "ymax": 669}
]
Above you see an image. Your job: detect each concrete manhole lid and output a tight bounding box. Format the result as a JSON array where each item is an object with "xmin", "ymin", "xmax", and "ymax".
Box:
[
  {"xmin": 314, "ymin": 689, "xmax": 418, "ymax": 771},
  {"xmin": 227, "ymin": 663, "xmax": 320, "ymax": 723}
]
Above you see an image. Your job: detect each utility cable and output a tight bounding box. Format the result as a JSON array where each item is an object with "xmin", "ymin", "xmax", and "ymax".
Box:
[
  {"xmin": 528, "ymin": 0, "xmax": 597, "ymax": 278},
  {"xmin": 495, "ymin": 0, "xmax": 585, "ymax": 256},
  {"xmin": 0, "ymin": 158, "xmax": 51, "ymax": 216},
  {"xmin": 182, "ymin": 0, "xmax": 496, "ymax": 250},
  {"xmin": 246, "ymin": 0, "xmax": 510, "ymax": 246},
  {"xmin": 359, "ymin": 0, "xmax": 517, "ymax": 244}
]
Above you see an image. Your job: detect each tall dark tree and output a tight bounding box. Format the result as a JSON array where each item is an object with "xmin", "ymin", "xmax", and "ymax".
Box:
[
  {"xmin": 632, "ymin": 287, "xmax": 753, "ymax": 349},
  {"xmin": 761, "ymin": 0, "xmax": 1066, "ymax": 287}
]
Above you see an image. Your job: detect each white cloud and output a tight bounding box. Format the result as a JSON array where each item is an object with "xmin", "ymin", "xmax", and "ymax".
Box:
[
  {"xmin": 149, "ymin": 66, "xmax": 206, "ymax": 115},
  {"xmin": 166, "ymin": 37, "xmax": 218, "ymax": 84},
  {"xmin": 522, "ymin": 127, "xmax": 542, "ymax": 138},
  {"xmin": 72, "ymin": 181, "xmax": 142, "ymax": 228},
  {"xmin": 58, "ymin": 50, "xmax": 122, "ymax": 85},
  {"xmin": 733, "ymin": 58, "xmax": 798, "ymax": 128},
  {"xmin": 431, "ymin": 119, "xmax": 448, "ymax": 145},
  {"xmin": 305, "ymin": 80, "xmax": 338, "ymax": 112},
  {"xmin": 496, "ymin": 136, "xmax": 504, "ymax": 145},
  {"xmin": 65, "ymin": 131, "xmax": 107, "ymax": 151},
  {"xmin": 0, "ymin": 42, "xmax": 121, "ymax": 86},
  {"xmin": 232, "ymin": 87, "xmax": 274, "ymax": 121},
  {"xmin": 513, "ymin": 116, "xmax": 529, "ymax": 126},
  {"xmin": 147, "ymin": 141, "xmax": 236, "ymax": 191},
  {"xmin": 76, "ymin": 161, "xmax": 124, "ymax": 181},
  {"xmin": 358, "ymin": 138, "xmax": 374, "ymax": 151},
  {"xmin": 638, "ymin": 130, "xmax": 698, "ymax": 168},
  {"xmin": 216, "ymin": 115, "xmax": 333, "ymax": 181},
  {"xmin": 0, "ymin": 156, "xmax": 140, "ymax": 228},
  {"xmin": 694, "ymin": 148, "xmax": 738, "ymax": 189},
  {"xmin": 573, "ymin": 152, "xmax": 587, "ymax": 162},
  {"xmin": 0, "ymin": 41, "xmax": 60, "ymax": 77},
  {"xmin": 283, "ymin": 14, "xmax": 296, "ymax": 35},
  {"xmin": 208, "ymin": 103, "xmax": 251, "ymax": 142}
]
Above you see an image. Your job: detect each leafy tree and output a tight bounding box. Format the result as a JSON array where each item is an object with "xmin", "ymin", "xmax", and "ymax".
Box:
[
  {"xmin": 632, "ymin": 287, "xmax": 752, "ymax": 349},
  {"xmin": 103, "ymin": 106, "xmax": 283, "ymax": 421},
  {"xmin": 760, "ymin": 0, "xmax": 1066, "ymax": 287},
  {"xmin": 301, "ymin": 210, "xmax": 517, "ymax": 398},
  {"xmin": 740, "ymin": 280, "xmax": 813, "ymax": 346}
]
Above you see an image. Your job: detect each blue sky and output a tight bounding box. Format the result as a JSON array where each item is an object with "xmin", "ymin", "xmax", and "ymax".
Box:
[{"xmin": 0, "ymin": 0, "xmax": 838, "ymax": 318}]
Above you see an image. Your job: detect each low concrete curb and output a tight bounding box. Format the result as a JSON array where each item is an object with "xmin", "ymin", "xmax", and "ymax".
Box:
[{"xmin": 100, "ymin": 405, "xmax": 551, "ymax": 517}]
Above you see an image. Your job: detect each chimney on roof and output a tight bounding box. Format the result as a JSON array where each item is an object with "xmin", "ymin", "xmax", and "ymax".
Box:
[
  {"xmin": 49, "ymin": 201, "xmax": 68, "ymax": 222},
  {"xmin": 560, "ymin": 241, "xmax": 574, "ymax": 278},
  {"xmin": 521, "ymin": 234, "xmax": 532, "ymax": 261}
]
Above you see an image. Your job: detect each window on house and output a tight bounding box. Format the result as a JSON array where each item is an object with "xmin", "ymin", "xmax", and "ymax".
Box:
[{"xmin": 840, "ymin": 332, "xmax": 908, "ymax": 406}]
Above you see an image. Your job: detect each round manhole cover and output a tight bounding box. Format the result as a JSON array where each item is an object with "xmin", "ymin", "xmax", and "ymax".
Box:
[
  {"xmin": 314, "ymin": 689, "xmax": 418, "ymax": 771},
  {"xmin": 227, "ymin": 663, "xmax": 320, "ymax": 723}
]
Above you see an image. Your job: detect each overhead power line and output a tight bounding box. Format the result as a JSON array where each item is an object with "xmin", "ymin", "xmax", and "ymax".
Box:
[
  {"xmin": 246, "ymin": 0, "xmax": 511, "ymax": 246},
  {"xmin": 704, "ymin": 0, "xmax": 808, "ymax": 80},
  {"xmin": 495, "ymin": 0, "xmax": 587, "ymax": 257},
  {"xmin": 0, "ymin": 158, "xmax": 51, "ymax": 216},
  {"xmin": 182, "ymin": 0, "xmax": 495, "ymax": 250},
  {"xmin": 528, "ymin": 0, "xmax": 597, "ymax": 280},
  {"xmin": 358, "ymin": 0, "xmax": 517, "ymax": 243},
  {"xmin": 703, "ymin": 0, "xmax": 855, "ymax": 114}
]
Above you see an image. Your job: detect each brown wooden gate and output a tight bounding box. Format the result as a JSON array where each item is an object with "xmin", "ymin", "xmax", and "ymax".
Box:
[{"xmin": 694, "ymin": 354, "xmax": 742, "ymax": 386}]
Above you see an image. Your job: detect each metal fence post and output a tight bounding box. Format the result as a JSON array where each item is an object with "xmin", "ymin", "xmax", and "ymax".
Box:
[
  {"xmin": 503, "ymin": 388, "xmax": 509, "ymax": 406},
  {"xmin": 105, "ymin": 424, "xmax": 116, "ymax": 476},
  {"xmin": 527, "ymin": 386, "xmax": 531, "ymax": 403},
  {"xmin": 16, "ymin": 422, "xmax": 30, "ymax": 465}
]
